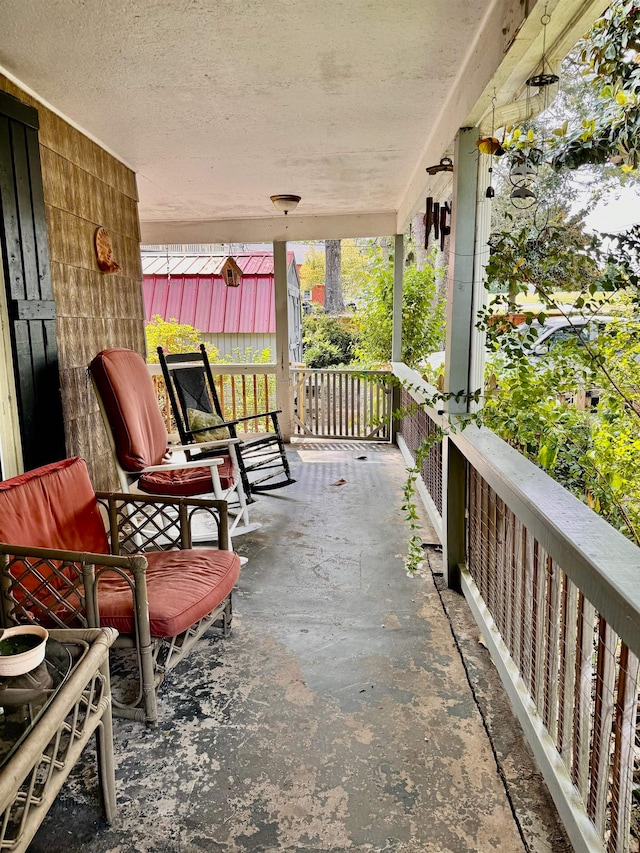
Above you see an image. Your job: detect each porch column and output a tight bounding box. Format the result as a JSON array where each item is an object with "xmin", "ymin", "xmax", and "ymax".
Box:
[
  {"xmin": 390, "ymin": 234, "xmax": 404, "ymax": 442},
  {"xmin": 391, "ymin": 233, "xmax": 404, "ymax": 362},
  {"xmin": 273, "ymin": 240, "xmax": 292, "ymax": 442},
  {"xmin": 442, "ymin": 126, "xmax": 488, "ymax": 591}
]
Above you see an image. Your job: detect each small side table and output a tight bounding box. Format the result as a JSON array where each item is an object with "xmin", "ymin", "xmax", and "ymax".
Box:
[{"xmin": 0, "ymin": 627, "xmax": 118, "ymax": 852}]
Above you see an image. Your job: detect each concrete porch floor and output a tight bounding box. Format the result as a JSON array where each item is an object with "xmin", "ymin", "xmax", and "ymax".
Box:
[{"xmin": 29, "ymin": 440, "xmax": 570, "ymax": 852}]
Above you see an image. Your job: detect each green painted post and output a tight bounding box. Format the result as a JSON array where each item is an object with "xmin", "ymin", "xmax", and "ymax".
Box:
[{"xmin": 443, "ymin": 127, "xmax": 484, "ymax": 590}]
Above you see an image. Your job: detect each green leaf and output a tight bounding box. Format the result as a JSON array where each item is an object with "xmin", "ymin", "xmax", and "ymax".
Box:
[{"xmin": 538, "ymin": 445, "xmax": 558, "ymax": 469}]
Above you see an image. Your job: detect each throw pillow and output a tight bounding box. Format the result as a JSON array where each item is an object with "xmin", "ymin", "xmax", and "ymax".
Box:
[{"xmin": 187, "ymin": 408, "xmax": 230, "ymax": 442}]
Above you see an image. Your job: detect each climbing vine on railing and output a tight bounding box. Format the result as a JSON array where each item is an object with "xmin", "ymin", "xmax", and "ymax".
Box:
[
  {"xmin": 399, "ymin": 424, "xmax": 444, "ymax": 575},
  {"xmin": 389, "ymin": 382, "xmax": 480, "ymax": 576}
]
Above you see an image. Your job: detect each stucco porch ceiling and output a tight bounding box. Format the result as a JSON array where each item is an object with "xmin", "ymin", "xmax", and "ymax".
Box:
[{"xmin": 1, "ymin": 0, "xmax": 603, "ymax": 242}]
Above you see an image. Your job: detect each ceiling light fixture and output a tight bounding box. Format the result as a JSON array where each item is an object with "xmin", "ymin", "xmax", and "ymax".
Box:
[{"xmin": 270, "ymin": 194, "xmax": 301, "ymax": 215}]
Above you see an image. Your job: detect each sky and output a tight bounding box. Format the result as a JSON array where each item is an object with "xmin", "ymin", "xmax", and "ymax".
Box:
[{"xmin": 584, "ymin": 184, "xmax": 640, "ymax": 234}]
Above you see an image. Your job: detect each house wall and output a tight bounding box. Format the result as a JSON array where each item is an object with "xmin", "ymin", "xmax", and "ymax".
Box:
[
  {"xmin": 0, "ymin": 76, "xmax": 144, "ymax": 489},
  {"xmin": 201, "ymin": 332, "xmax": 274, "ymax": 361}
]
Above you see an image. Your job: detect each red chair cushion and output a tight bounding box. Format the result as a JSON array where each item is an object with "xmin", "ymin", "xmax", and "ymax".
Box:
[
  {"xmin": 90, "ymin": 348, "xmax": 168, "ymax": 471},
  {"xmin": 138, "ymin": 455, "xmax": 234, "ymax": 496},
  {"xmin": 0, "ymin": 458, "xmax": 109, "ymax": 555},
  {"xmin": 0, "ymin": 457, "xmax": 109, "ymax": 594},
  {"xmin": 96, "ymin": 549, "xmax": 241, "ymax": 637}
]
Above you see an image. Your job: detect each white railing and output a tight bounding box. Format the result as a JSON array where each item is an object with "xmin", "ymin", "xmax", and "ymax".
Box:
[
  {"xmin": 394, "ymin": 364, "xmax": 640, "ymax": 853},
  {"xmin": 291, "ymin": 367, "xmax": 393, "ymax": 440},
  {"xmin": 150, "ymin": 362, "xmax": 394, "ymax": 441},
  {"xmin": 148, "ymin": 362, "xmax": 277, "ymax": 434}
]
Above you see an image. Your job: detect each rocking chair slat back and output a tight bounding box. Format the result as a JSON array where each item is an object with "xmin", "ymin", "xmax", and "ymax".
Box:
[{"xmin": 158, "ymin": 345, "xmax": 295, "ymax": 499}]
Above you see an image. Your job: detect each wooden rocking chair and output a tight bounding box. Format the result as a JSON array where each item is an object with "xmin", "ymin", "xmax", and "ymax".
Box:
[{"xmin": 158, "ymin": 345, "xmax": 295, "ymax": 501}]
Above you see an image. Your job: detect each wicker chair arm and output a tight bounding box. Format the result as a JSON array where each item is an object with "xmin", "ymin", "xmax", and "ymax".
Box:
[
  {"xmin": 0, "ymin": 541, "xmax": 146, "ymax": 571},
  {"xmin": 0, "ymin": 542, "xmax": 148, "ymax": 634},
  {"xmin": 95, "ymin": 492, "xmax": 230, "ymax": 552}
]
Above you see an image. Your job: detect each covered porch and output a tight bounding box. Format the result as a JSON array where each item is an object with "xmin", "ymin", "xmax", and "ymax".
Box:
[
  {"xmin": 0, "ymin": 1, "xmax": 636, "ymax": 852},
  {"xmin": 28, "ymin": 439, "xmax": 570, "ymax": 853}
]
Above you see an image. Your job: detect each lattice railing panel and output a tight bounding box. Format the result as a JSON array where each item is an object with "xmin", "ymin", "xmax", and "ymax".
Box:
[
  {"xmin": 467, "ymin": 464, "xmax": 640, "ymax": 853},
  {"xmin": 398, "ymin": 388, "xmax": 443, "ymax": 517}
]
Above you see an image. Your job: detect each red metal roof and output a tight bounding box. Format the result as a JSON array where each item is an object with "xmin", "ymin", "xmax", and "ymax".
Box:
[{"xmin": 142, "ymin": 252, "xmax": 295, "ymax": 334}]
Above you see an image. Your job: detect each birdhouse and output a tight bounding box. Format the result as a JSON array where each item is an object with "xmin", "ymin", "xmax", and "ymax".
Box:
[{"xmin": 221, "ymin": 256, "xmax": 243, "ymax": 288}]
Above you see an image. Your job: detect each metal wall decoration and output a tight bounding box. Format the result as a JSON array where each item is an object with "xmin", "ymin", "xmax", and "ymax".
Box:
[
  {"xmin": 424, "ymin": 198, "xmax": 451, "ymax": 251},
  {"xmin": 426, "ymin": 157, "xmax": 454, "ymax": 176}
]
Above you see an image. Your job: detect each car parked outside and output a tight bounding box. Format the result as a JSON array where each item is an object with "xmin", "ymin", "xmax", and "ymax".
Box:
[
  {"xmin": 423, "ymin": 314, "xmax": 616, "ymax": 371},
  {"xmin": 518, "ymin": 315, "xmax": 614, "ymax": 356}
]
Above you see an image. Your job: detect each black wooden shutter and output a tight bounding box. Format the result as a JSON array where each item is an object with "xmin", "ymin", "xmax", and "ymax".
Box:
[{"xmin": 0, "ymin": 91, "xmax": 65, "ymax": 471}]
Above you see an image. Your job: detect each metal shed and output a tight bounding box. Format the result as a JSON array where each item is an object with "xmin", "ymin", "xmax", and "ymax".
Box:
[{"xmin": 142, "ymin": 251, "xmax": 302, "ymax": 362}]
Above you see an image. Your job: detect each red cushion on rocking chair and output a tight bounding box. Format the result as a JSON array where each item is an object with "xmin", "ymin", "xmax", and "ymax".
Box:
[{"xmin": 138, "ymin": 455, "xmax": 235, "ymax": 496}]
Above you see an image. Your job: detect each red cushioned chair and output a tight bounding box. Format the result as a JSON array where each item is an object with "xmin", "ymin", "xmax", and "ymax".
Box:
[
  {"xmin": 89, "ymin": 348, "xmax": 259, "ymax": 545},
  {"xmin": 0, "ymin": 457, "xmax": 241, "ymax": 726}
]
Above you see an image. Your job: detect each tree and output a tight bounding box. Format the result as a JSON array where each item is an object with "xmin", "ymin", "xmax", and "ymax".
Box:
[
  {"xmin": 299, "ymin": 240, "xmax": 370, "ymax": 305},
  {"xmin": 355, "ymin": 248, "xmax": 445, "ymax": 368},
  {"xmin": 552, "ymin": 2, "xmax": 640, "ymax": 173},
  {"xmin": 340, "ymin": 240, "xmax": 370, "ymax": 302},
  {"xmin": 145, "ymin": 316, "xmax": 216, "ymax": 362},
  {"xmin": 299, "ymin": 246, "xmax": 325, "ymax": 293},
  {"xmin": 484, "ymin": 212, "xmax": 602, "ymax": 312},
  {"xmin": 324, "ymin": 239, "xmax": 344, "ymax": 314}
]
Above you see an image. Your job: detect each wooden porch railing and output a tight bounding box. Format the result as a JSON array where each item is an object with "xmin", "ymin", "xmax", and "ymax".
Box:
[
  {"xmin": 148, "ymin": 363, "xmax": 277, "ymax": 435},
  {"xmin": 394, "ymin": 364, "xmax": 640, "ymax": 853},
  {"xmin": 291, "ymin": 368, "xmax": 393, "ymax": 440},
  {"xmin": 150, "ymin": 363, "xmax": 394, "ymax": 442}
]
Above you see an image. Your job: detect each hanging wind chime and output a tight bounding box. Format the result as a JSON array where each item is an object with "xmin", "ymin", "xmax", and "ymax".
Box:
[
  {"xmin": 423, "ymin": 158, "xmax": 453, "ymax": 251},
  {"xmin": 509, "ymin": 5, "xmax": 559, "ymax": 212},
  {"xmin": 485, "ymin": 96, "xmax": 499, "ymax": 199}
]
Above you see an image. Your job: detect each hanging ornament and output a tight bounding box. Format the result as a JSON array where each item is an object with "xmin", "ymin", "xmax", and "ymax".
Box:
[
  {"xmin": 508, "ymin": 6, "xmax": 559, "ymax": 212},
  {"xmin": 509, "ymin": 185, "xmax": 537, "ymax": 209},
  {"xmin": 508, "ymin": 151, "xmax": 538, "ymax": 207},
  {"xmin": 484, "ymin": 95, "xmax": 498, "ymax": 199},
  {"xmin": 526, "ymin": 7, "xmax": 559, "ymax": 93}
]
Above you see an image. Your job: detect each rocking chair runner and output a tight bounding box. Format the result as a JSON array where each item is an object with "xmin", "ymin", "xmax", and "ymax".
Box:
[{"xmin": 158, "ymin": 345, "xmax": 295, "ymax": 500}]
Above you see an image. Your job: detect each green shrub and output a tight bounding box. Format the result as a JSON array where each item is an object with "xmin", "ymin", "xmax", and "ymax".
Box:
[
  {"xmin": 302, "ymin": 314, "xmax": 358, "ymax": 368},
  {"xmin": 355, "ymin": 249, "xmax": 445, "ymax": 368}
]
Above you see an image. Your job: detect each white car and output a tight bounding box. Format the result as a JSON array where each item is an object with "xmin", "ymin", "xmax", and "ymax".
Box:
[
  {"xmin": 424, "ymin": 315, "xmax": 615, "ymax": 369},
  {"xmin": 518, "ymin": 315, "xmax": 614, "ymax": 356}
]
